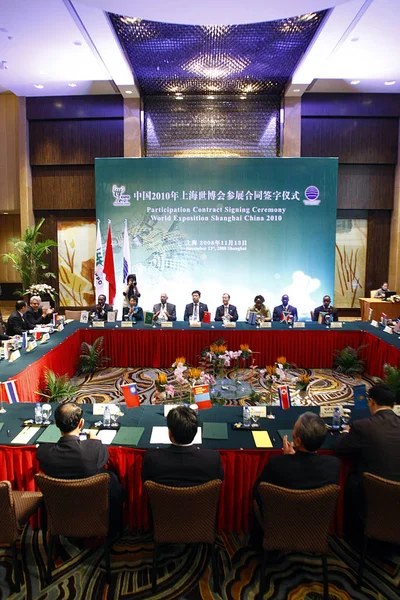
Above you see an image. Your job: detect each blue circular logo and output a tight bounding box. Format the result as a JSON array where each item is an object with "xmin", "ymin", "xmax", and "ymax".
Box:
[{"xmin": 305, "ymin": 186, "xmax": 319, "ymax": 201}]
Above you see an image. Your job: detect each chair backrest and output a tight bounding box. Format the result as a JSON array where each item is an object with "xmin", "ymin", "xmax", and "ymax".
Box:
[
  {"xmin": 258, "ymin": 483, "xmax": 340, "ymax": 554},
  {"xmin": 64, "ymin": 310, "xmax": 82, "ymax": 321},
  {"xmin": 310, "ymin": 310, "xmax": 315, "ymax": 321},
  {"xmin": 363, "ymin": 473, "xmax": 400, "ymax": 543},
  {"xmin": 35, "ymin": 473, "xmax": 110, "ymax": 538},
  {"xmin": 144, "ymin": 479, "xmax": 222, "ymax": 544},
  {"xmin": 0, "ymin": 481, "xmax": 18, "ymax": 544},
  {"xmin": 370, "ymin": 289, "xmax": 378, "ymax": 298}
]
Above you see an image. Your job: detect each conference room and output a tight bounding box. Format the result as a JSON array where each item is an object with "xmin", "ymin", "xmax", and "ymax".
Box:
[{"xmin": 1, "ymin": 1, "xmax": 400, "ymax": 599}]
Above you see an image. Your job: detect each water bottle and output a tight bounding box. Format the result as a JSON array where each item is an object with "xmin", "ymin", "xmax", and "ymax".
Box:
[
  {"xmin": 103, "ymin": 405, "xmax": 111, "ymax": 427},
  {"xmin": 325, "ymin": 313, "xmax": 331, "ymax": 326},
  {"xmin": 332, "ymin": 406, "xmax": 341, "ymax": 430},
  {"xmin": 243, "ymin": 405, "xmax": 251, "ymax": 428},
  {"xmin": 34, "ymin": 403, "xmax": 43, "ymax": 425}
]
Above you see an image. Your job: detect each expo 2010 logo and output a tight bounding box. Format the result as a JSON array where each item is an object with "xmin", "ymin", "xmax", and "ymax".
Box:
[{"xmin": 303, "ymin": 186, "xmax": 321, "ymax": 206}]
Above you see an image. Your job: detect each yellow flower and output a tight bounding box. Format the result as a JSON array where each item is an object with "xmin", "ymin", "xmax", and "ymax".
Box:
[
  {"xmin": 265, "ymin": 365, "xmax": 276, "ymax": 375},
  {"xmin": 276, "ymin": 356, "xmax": 287, "ymax": 366},
  {"xmin": 240, "ymin": 344, "xmax": 250, "ymax": 352},
  {"xmin": 210, "ymin": 344, "xmax": 227, "ymax": 355},
  {"xmin": 174, "ymin": 357, "xmax": 186, "ymax": 366},
  {"xmin": 298, "ymin": 374, "xmax": 310, "ymax": 385},
  {"xmin": 188, "ymin": 367, "xmax": 202, "ymax": 380},
  {"xmin": 156, "ymin": 373, "xmax": 167, "ymax": 384}
]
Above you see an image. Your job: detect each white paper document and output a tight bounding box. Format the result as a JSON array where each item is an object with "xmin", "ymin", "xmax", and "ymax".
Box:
[
  {"xmin": 96, "ymin": 430, "xmax": 117, "ymax": 445},
  {"xmin": 11, "ymin": 426, "xmax": 42, "ymax": 445},
  {"xmin": 150, "ymin": 426, "xmax": 202, "ymax": 445}
]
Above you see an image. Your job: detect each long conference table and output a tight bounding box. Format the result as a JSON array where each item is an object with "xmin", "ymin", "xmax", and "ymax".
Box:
[
  {"xmin": 1, "ymin": 320, "xmax": 400, "ymax": 404},
  {"xmin": 0, "ymin": 403, "xmax": 370, "ymax": 534}
]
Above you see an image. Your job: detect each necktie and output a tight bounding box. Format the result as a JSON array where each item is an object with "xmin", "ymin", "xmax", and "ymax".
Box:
[
  {"xmin": 224, "ymin": 305, "xmax": 228, "ymax": 317},
  {"xmin": 194, "ymin": 304, "xmax": 198, "ymax": 320}
]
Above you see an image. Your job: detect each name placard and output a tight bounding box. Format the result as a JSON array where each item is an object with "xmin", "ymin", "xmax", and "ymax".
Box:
[
  {"xmin": 293, "ymin": 322, "xmax": 305, "ymax": 328},
  {"xmin": 393, "ymin": 405, "xmax": 400, "ymax": 417},
  {"xmin": 80, "ymin": 311, "xmax": 89, "ymax": 323},
  {"xmin": 93, "ymin": 321, "xmax": 105, "ymax": 328},
  {"xmin": 249, "ymin": 406, "xmax": 267, "ymax": 418},
  {"xmin": 161, "ymin": 321, "xmax": 173, "ymax": 328},
  {"xmin": 383, "ymin": 325, "xmax": 393, "ymax": 334},
  {"xmin": 370, "ymin": 320, "xmax": 379, "ymax": 328},
  {"xmin": 330, "ymin": 322, "xmax": 343, "ymax": 329},
  {"xmin": 56, "ymin": 324, "xmax": 64, "ymax": 332},
  {"xmin": 259, "ymin": 321, "xmax": 271, "ymax": 328},
  {"xmin": 26, "ymin": 340, "xmax": 38, "ymax": 352},
  {"xmin": 107, "ymin": 311, "xmax": 116, "ymax": 322},
  {"xmin": 223, "ymin": 321, "xmax": 236, "ymax": 328},
  {"xmin": 190, "ymin": 321, "xmax": 201, "ymax": 328},
  {"xmin": 121, "ymin": 321, "xmax": 133, "ymax": 328},
  {"xmin": 9, "ymin": 349, "xmax": 21, "ymax": 363},
  {"xmin": 41, "ymin": 333, "xmax": 50, "ymax": 343},
  {"xmin": 320, "ymin": 405, "xmax": 342, "ymax": 418}
]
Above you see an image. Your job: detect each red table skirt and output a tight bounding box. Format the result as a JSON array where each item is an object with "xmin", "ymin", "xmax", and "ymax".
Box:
[
  {"xmin": 0, "ymin": 445, "xmax": 349, "ymax": 534},
  {"xmin": 10, "ymin": 328, "xmax": 400, "ymax": 403}
]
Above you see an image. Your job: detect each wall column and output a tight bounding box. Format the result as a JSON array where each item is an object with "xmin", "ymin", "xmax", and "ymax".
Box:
[
  {"xmin": 124, "ymin": 98, "xmax": 142, "ymax": 157},
  {"xmin": 282, "ymin": 96, "xmax": 301, "ymax": 157},
  {"xmin": 18, "ymin": 97, "xmax": 34, "ymax": 232},
  {"xmin": 389, "ymin": 120, "xmax": 400, "ymax": 292}
]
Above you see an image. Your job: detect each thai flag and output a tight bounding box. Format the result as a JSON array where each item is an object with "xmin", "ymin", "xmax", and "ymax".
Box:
[
  {"xmin": 121, "ymin": 383, "xmax": 140, "ymax": 407},
  {"xmin": 278, "ymin": 385, "xmax": 291, "ymax": 410},
  {"xmin": 3, "ymin": 380, "xmax": 20, "ymax": 404},
  {"xmin": 123, "ymin": 219, "xmax": 131, "ymax": 283}
]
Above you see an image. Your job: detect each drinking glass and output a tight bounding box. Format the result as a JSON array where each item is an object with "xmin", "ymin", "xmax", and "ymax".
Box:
[
  {"xmin": 341, "ymin": 409, "xmax": 351, "ymax": 427},
  {"xmin": 41, "ymin": 403, "xmax": 52, "ymax": 424}
]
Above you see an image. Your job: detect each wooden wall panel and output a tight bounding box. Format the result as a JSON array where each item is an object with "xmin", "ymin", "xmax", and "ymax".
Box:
[
  {"xmin": 0, "ymin": 214, "xmax": 22, "ymax": 282},
  {"xmin": 302, "ymin": 93, "xmax": 400, "ymax": 118},
  {"xmin": 30, "ymin": 119, "xmax": 123, "ymax": 165},
  {"xmin": 301, "ymin": 117, "xmax": 398, "ymax": 164},
  {"xmin": 27, "ymin": 95, "xmax": 123, "ymax": 120},
  {"xmin": 32, "ymin": 166, "xmax": 95, "ymax": 210},
  {"xmin": 0, "ymin": 94, "xmax": 20, "ymax": 212},
  {"xmin": 337, "ymin": 164, "xmax": 395, "ymax": 210},
  {"xmin": 365, "ymin": 210, "xmax": 392, "ymax": 294}
]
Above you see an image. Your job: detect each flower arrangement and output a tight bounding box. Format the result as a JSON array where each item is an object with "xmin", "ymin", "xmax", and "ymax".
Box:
[
  {"xmin": 155, "ymin": 372, "xmax": 168, "ymax": 392},
  {"xmin": 25, "ymin": 283, "xmax": 57, "ymax": 301},
  {"xmin": 295, "ymin": 374, "xmax": 311, "ymax": 391},
  {"xmin": 187, "ymin": 367, "xmax": 203, "ymax": 386},
  {"xmin": 264, "ymin": 365, "xmax": 280, "ymax": 387},
  {"xmin": 239, "ymin": 344, "xmax": 252, "ymax": 360},
  {"xmin": 276, "ymin": 356, "xmax": 289, "ymax": 370}
]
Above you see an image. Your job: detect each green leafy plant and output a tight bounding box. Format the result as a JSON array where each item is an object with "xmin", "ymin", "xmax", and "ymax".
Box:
[
  {"xmin": 1, "ymin": 218, "xmax": 57, "ymax": 293},
  {"xmin": 78, "ymin": 337, "xmax": 110, "ymax": 374},
  {"xmin": 382, "ymin": 364, "xmax": 400, "ymax": 403},
  {"xmin": 333, "ymin": 345, "xmax": 365, "ymax": 375},
  {"xmin": 38, "ymin": 368, "xmax": 77, "ymax": 403}
]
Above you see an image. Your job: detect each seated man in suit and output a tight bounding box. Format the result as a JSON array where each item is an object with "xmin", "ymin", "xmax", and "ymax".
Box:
[
  {"xmin": 184, "ymin": 290, "xmax": 208, "ymax": 322},
  {"xmin": 272, "ymin": 294, "xmax": 298, "ymax": 322},
  {"xmin": 142, "ymin": 406, "xmax": 224, "ymax": 487},
  {"xmin": 6, "ymin": 300, "xmax": 30, "ymax": 336},
  {"xmin": 313, "ymin": 295, "xmax": 338, "ymax": 322},
  {"xmin": 0, "ymin": 309, "xmax": 10, "ymax": 341},
  {"xmin": 153, "ymin": 292, "xmax": 176, "ymax": 322},
  {"xmin": 215, "ymin": 293, "xmax": 238, "ymax": 322},
  {"xmin": 89, "ymin": 294, "xmax": 113, "ymax": 321},
  {"xmin": 36, "ymin": 403, "xmax": 124, "ymax": 539},
  {"xmin": 25, "ymin": 295, "xmax": 54, "ymax": 329},
  {"xmin": 122, "ymin": 295, "xmax": 143, "ymax": 321}
]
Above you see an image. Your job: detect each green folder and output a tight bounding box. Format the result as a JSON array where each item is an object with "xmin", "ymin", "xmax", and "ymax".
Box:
[
  {"xmin": 144, "ymin": 311, "xmax": 154, "ymax": 325},
  {"xmin": 277, "ymin": 429, "xmax": 293, "ymax": 444},
  {"xmin": 36, "ymin": 425, "xmax": 61, "ymax": 443},
  {"xmin": 202, "ymin": 422, "xmax": 228, "ymax": 440},
  {"xmin": 0, "ymin": 423, "xmax": 4, "ymax": 431},
  {"xmin": 112, "ymin": 426, "xmax": 145, "ymax": 446}
]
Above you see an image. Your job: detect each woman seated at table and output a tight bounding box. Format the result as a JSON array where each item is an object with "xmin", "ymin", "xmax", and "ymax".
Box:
[
  {"xmin": 374, "ymin": 282, "xmax": 390, "ymax": 299},
  {"xmin": 246, "ymin": 294, "xmax": 271, "ymax": 322},
  {"xmin": 122, "ymin": 296, "xmax": 143, "ymax": 322}
]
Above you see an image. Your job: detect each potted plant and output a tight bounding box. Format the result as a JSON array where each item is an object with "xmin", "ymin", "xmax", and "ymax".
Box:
[
  {"xmin": 1, "ymin": 218, "xmax": 57, "ymax": 296},
  {"xmin": 78, "ymin": 337, "xmax": 110, "ymax": 374},
  {"xmin": 333, "ymin": 345, "xmax": 365, "ymax": 376},
  {"xmin": 38, "ymin": 368, "xmax": 77, "ymax": 402},
  {"xmin": 382, "ymin": 364, "xmax": 400, "ymax": 403}
]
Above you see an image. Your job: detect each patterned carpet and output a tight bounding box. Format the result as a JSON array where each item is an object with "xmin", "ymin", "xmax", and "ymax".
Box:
[
  {"xmin": 69, "ymin": 367, "xmax": 375, "ymax": 407},
  {"xmin": 1, "ymin": 527, "xmax": 399, "ymax": 599}
]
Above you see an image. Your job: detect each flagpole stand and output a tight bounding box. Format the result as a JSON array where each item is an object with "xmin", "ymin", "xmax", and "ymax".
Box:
[{"xmin": 0, "ymin": 383, "xmax": 7, "ymax": 413}]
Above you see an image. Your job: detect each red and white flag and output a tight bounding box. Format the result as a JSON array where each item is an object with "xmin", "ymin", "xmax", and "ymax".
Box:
[
  {"xmin": 278, "ymin": 385, "xmax": 291, "ymax": 410},
  {"xmin": 103, "ymin": 221, "xmax": 116, "ymax": 306},
  {"xmin": 121, "ymin": 383, "xmax": 140, "ymax": 407}
]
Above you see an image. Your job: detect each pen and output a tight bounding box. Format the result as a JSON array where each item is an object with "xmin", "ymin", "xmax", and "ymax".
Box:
[{"xmin": 7, "ymin": 429, "xmax": 11, "ymax": 437}]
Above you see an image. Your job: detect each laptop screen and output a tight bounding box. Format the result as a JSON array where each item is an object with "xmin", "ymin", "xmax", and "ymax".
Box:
[{"xmin": 385, "ymin": 290, "xmax": 396, "ymax": 299}]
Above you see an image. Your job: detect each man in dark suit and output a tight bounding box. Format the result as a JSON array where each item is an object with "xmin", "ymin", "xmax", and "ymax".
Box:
[
  {"xmin": 25, "ymin": 295, "xmax": 54, "ymax": 329},
  {"xmin": 89, "ymin": 294, "xmax": 113, "ymax": 321},
  {"xmin": 272, "ymin": 294, "xmax": 298, "ymax": 322},
  {"xmin": 153, "ymin": 292, "xmax": 176, "ymax": 321},
  {"xmin": 215, "ymin": 293, "xmax": 238, "ymax": 322},
  {"xmin": 142, "ymin": 406, "xmax": 224, "ymax": 487},
  {"xmin": 334, "ymin": 384, "xmax": 400, "ymax": 542},
  {"xmin": 183, "ymin": 290, "xmax": 209, "ymax": 322},
  {"xmin": 6, "ymin": 300, "xmax": 30, "ymax": 336},
  {"xmin": 313, "ymin": 295, "xmax": 338, "ymax": 322},
  {"xmin": 36, "ymin": 403, "xmax": 124, "ymax": 538}
]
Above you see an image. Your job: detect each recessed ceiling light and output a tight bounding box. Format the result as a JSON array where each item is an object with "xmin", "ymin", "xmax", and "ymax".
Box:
[
  {"xmin": 350, "ymin": 80, "xmax": 360, "ymax": 85},
  {"xmin": 74, "ymin": 40, "xmax": 82, "ymax": 46},
  {"xmin": 207, "ymin": 95, "xmax": 215, "ymax": 100},
  {"xmin": 175, "ymin": 95, "xmax": 183, "ymax": 100},
  {"xmin": 350, "ymin": 37, "xmax": 359, "ymax": 42},
  {"xmin": 34, "ymin": 84, "xmax": 44, "ymax": 89},
  {"xmin": 125, "ymin": 90, "xmax": 133, "ymax": 94},
  {"xmin": 68, "ymin": 83, "xmax": 77, "ymax": 87},
  {"xmin": 293, "ymin": 88, "xmax": 301, "ymax": 92},
  {"xmin": 384, "ymin": 80, "xmax": 396, "ymax": 86},
  {"xmin": 4, "ymin": 212, "xmax": 9, "ymax": 214},
  {"xmin": 239, "ymin": 95, "xmax": 247, "ymax": 100}
]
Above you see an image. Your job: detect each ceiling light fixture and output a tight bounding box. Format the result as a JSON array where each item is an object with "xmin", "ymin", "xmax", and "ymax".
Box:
[
  {"xmin": 125, "ymin": 90, "xmax": 133, "ymax": 94},
  {"xmin": 68, "ymin": 83, "xmax": 77, "ymax": 87},
  {"xmin": 293, "ymin": 88, "xmax": 301, "ymax": 92},
  {"xmin": 350, "ymin": 80, "xmax": 360, "ymax": 85},
  {"xmin": 350, "ymin": 37, "xmax": 359, "ymax": 42},
  {"xmin": 74, "ymin": 40, "xmax": 82, "ymax": 46},
  {"xmin": 239, "ymin": 95, "xmax": 247, "ymax": 100},
  {"xmin": 207, "ymin": 95, "xmax": 215, "ymax": 100},
  {"xmin": 34, "ymin": 84, "xmax": 44, "ymax": 89},
  {"xmin": 384, "ymin": 80, "xmax": 396, "ymax": 86}
]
